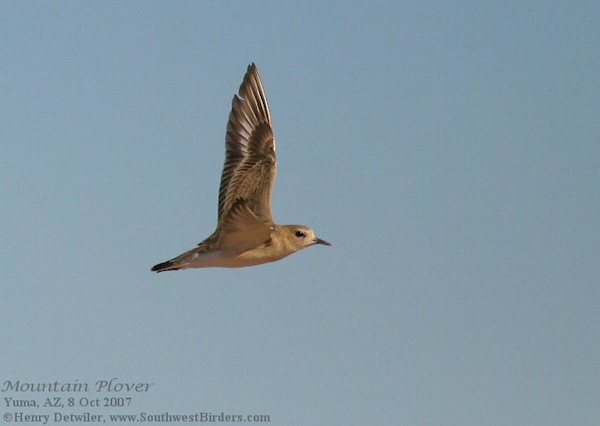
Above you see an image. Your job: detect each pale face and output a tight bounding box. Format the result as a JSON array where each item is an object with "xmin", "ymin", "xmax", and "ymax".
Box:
[{"xmin": 283, "ymin": 225, "xmax": 331, "ymax": 252}]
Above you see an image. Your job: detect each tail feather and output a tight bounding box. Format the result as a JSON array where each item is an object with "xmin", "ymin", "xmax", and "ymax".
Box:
[
  {"xmin": 152, "ymin": 241, "xmax": 214, "ymax": 272},
  {"xmin": 151, "ymin": 260, "xmax": 181, "ymax": 273}
]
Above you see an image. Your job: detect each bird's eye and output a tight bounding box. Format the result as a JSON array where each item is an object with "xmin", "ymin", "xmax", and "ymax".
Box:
[{"xmin": 295, "ymin": 230, "xmax": 306, "ymax": 238}]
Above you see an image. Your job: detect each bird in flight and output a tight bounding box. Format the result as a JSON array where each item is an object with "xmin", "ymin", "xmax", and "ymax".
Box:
[{"xmin": 152, "ymin": 64, "xmax": 330, "ymax": 272}]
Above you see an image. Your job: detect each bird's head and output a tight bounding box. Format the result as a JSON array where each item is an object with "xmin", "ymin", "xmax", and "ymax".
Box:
[{"xmin": 280, "ymin": 225, "xmax": 331, "ymax": 253}]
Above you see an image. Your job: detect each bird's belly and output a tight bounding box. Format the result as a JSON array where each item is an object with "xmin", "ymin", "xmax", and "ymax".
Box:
[{"xmin": 187, "ymin": 246, "xmax": 284, "ymax": 268}]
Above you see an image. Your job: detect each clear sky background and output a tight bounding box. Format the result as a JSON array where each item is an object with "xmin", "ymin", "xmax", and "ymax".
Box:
[{"xmin": 1, "ymin": 2, "xmax": 599, "ymax": 425}]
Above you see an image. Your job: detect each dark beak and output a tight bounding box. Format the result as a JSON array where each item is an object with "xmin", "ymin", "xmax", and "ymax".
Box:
[{"xmin": 314, "ymin": 238, "xmax": 332, "ymax": 246}]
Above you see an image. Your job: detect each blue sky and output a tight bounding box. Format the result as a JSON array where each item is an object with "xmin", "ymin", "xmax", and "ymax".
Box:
[{"xmin": 1, "ymin": 2, "xmax": 599, "ymax": 425}]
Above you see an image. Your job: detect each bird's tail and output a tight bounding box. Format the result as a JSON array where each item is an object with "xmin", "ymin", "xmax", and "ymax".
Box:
[
  {"xmin": 151, "ymin": 244, "xmax": 205, "ymax": 272},
  {"xmin": 151, "ymin": 260, "xmax": 181, "ymax": 273}
]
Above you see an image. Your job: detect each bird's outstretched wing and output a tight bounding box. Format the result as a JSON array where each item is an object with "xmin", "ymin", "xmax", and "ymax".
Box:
[{"xmin": 217, "ymin": 63, "xmax": 276, "ymax": 227}]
